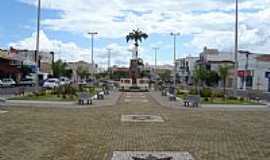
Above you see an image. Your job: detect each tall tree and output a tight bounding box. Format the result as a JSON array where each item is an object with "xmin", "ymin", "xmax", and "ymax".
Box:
[
  {"xmin": 158, "ymin": 70, "xmax": 172, "ymax": 81},
  {"xmin": 126, "ymin": 29, "xmax": 148, "ymax": 58},
  {"xmin": 193, "ymin": 65, "xmax": 208, "ymax": 93},
  {"xmin": 76, "ymin": 65, "xmax": 89, "ymax": 80},
  {"xmin": 52, "ymin": 60, "xmax": 67, "ymax": 78},
  {"xmin": 206, "ymin": 70, "xmax": 220, "ymax": 87},
  {"xmin": 218, "ymin": 65, "xmax": 232, "ymax": 97}
]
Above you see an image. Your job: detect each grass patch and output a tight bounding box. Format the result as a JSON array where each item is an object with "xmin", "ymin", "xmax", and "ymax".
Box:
[
  {"xmin": 177, "ymin": 94, "xmax": 260, "ymax": 105},
  {"xmin": 8, "ymin": 94, "xmax": 76, "ymax": 101},
  {"xmin": 202, "ymin": 97, "xmax": 260, "ymax": 105}
]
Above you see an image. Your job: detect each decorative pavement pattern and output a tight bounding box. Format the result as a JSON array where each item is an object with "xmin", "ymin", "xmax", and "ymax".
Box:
[
  {"xmin": 0, "ymin": 110, "xmax": 8, "ymax": 114},
  {"xmin": 124, "ymin": 92, "xmax": 149, "ymax": 103},
  {"xmin": 111, "ymin": 151, "xmax": 194, "ymax": 160},
  {"xmin": 121, "ymin": 115, "xmax": 164, "ymax": 122}
]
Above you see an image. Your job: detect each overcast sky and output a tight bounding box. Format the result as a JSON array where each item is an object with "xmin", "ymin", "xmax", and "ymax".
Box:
[{"xmin": 1, "ymin": 0, "xmax": 270, "ymax": 67}]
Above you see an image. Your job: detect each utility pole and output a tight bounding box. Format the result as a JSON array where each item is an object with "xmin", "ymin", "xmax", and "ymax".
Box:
[
  {"xmin": 153, "ymin": 47, "xmax": 159, "ymax": 72},
  {"xmin": 239, "ymin": 50, "xmax": 251, "ymax": 91},
  {"xmin": 107, "ymin": 48, "xmax": 112, "ymax": 72},
  {"xmin": 50, "ymin": 52, "xmax": 55, "ymax": 77},
  {"xmin": 233, "ymin": 0, "xmax": 239, "ymax": 96},
  {"xmin": 170, "ymin": 32, "xmax": 180, "ymax": 100},
  {"xmin": 35, "ymin": 0, "xmax": 41, "ymax": 89},
  {"xmin": 88, "ymin": 32, "xmax": 98, "ymax": 78}
]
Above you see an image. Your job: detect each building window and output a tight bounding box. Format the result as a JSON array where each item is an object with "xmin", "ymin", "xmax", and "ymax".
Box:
[{"xmin": 246, "ymin": 76, "xmax": 253, "ymax": 87}]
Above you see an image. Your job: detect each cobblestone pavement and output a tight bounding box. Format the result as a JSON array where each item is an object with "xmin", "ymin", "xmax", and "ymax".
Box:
[{"xmin": 0, "ymin": 92, "xmax": 269, "ymax": 160}]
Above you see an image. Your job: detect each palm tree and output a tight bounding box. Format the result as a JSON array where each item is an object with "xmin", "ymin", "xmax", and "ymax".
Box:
[
  {"xmin": 193, "ymin": 65, "xmax": 208, "ymax": 94},
  {"xmin": 126, "ymin": 29, "xmax": 148, "ymax": 58},
  {"xmin": 218, "ymin": 65, "xmax": 232, "ymax": 97}
]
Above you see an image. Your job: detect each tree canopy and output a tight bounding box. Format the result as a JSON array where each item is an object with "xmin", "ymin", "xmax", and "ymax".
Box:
[{"xmin": 126, "ymin": 29, "xmax": 148, "ymax": 46}]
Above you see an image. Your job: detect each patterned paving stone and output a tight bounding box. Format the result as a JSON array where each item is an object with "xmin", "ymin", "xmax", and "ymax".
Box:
[
  {"xmin": 111, "ymin": 151, "xmax": 194, "ymax": 160},
  {"xmin": 124, "ymin": 99, "xmax": 149, "ymax": 103},
  {"xmin": 121, "ymin": 115, "xmax": 164, "ymax": 122},
  {"xmin": 0, "ymin": 110, "xmax": 8, "ymax": 114}
]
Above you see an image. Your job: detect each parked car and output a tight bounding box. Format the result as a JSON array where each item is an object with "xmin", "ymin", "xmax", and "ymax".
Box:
[
  {"xmin": 18, "ymin": 79, "xmax": 35, "ymax": 87},
  {"xmin": 86, "ymin": 79, "xmax": 97, "ymax": 85},
  {"xmin": 78, "ymin": 80, "xmax": 87, "ymax": 86},
  {"xmin": 43, "ymin": 78, "xmax": 60, "ymax": 89},
  {"xmin": 0, "ymin": 80, "xmax": 3, "ymax": 88},
  {"xmin": 0, "ymin": 78, "xmax": 16, "ymax": 88},
  {"xmin": 59, "ymin": 77, "xmax": 71, "ymax": 86}
]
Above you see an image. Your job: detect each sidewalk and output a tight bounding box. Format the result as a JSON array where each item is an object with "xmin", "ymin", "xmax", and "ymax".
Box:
[{"xmin": 2, "ymin": 91, "xmax": 121, "ymax": 109}]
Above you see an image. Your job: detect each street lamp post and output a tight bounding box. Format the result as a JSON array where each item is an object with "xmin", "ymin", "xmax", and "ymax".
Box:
[
  {"xmin": 233, "ymin": 0, "xmax": 239, "ymax": 96},
  {"xmin": 153, "ymin": 47, "xmax": 159, "ymax": 72},
  {"xmin": 50, "ymin": 51, "xmax": 55, "ymax": 77},
  {"xmin": 170, "ymin": 32, "xmax": 180, "ymax": 100},
  {"xmin": 35, "ymin": 0, "xmax": 41, "ymax": 89},
  {"xmin": 239, "ymin": 50, "xmax": 251, "ymax": 91},
  {"xmin": 88, "ymin": 32, "xmax": 98, "ymax": 77},
  {"xmin": 107, "ymin": 48, "xmax": 112, "ymax": 72}
]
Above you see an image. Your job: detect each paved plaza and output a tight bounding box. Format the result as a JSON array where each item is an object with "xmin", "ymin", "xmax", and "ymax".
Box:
[
  {"xmin": 0, "ymin": 92, "xmax": 269, "ymax": 160},
  {"xmin": 0, "ymin": 110, "xmax": 8, "ymax": 114}
]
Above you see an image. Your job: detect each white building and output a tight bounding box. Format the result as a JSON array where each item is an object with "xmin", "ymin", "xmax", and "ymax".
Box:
[
  {"xmin": 183, "ymin": 46, "xmax": 270, "ymax": 92},
  {"xmin": 197, "ymin": 47, "xmax": 235, "ymax": 88},
  {"xmin": 237, "ymin": 53, "xmax": 270, "ymax": 92},
  {"xmin": 68, "ymin": 61, "xmax": 97, "ymax": 82},
  {"xmin": 175, "ymin": 56, "xmax": 199, "ymax": 84},
  {"xmin": 8, "ymin": 47, "xmax": 53, "ymax": 74}
]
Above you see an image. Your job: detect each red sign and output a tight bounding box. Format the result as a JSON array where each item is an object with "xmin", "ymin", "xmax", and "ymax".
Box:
[{"xmin": 238, "ymin": 70, "xmax": 252, "ymax": 77}]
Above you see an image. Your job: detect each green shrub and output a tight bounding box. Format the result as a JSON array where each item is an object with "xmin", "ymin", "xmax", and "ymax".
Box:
[
  {"xmin": 189, "ymin": 88, "xmax": 197, "ymax": 95},
  {"xmin": 239, "ymin": 97, "xmax": 245, "ymax": 102},
  {"xmin": 204, "ymin": 97, "xmax": 209, "ymax": 102},
  {"xmin": 228, "ymin": 96, "xmax": 238, "ymax": 100},
  {"xmin": 176, "ymin": 89, "xmax": 186, "ymax": 95},
  {"xmin": 214, "ymin": 91, "xmax": 225, "ymax": 98},
  {"xmin": 200, "ymin": 88, "xmax": 212, "ymax": 97}
]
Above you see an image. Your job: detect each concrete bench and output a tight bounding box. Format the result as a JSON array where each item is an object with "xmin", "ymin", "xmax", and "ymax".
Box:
[
  {"xmin": 103, "ymin": 89, "xmax": 110, "ymax": 95},
  {"xmin": 168, "ymin": 94, "xmax": 176, "ymax": 101},
  {"xmin": 78, "ymin": 92, "xmax": 93, "ymax": 105},
  {"xmin": 247, "ymin": 94, "xmax": 261, "ymax": 102},
  {"xmin": 184, "ymin": 95, "xmax": 201, "ymax": 108},
  {"xmin": 161, "ymin": 89, "xmax": 167, "ymax": 96},
  {"xmin": 97, "ymin": 91, "xmax": 104, "ymax": 100},
  {"xmin": 0, "ymin": 97, "xmax": 6, "ymax": 104}
]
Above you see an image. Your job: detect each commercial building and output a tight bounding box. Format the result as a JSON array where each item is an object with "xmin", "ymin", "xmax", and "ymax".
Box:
[
  {"xmin": 8, "ymin": 47, "xmax": 53, "ymax": 74},
  {"xmin": 68, "ymin": 61, "xmax": 97, "ymax": 82},
  {"xmin": 177, "ymin": 46, "xmax": 270, "ymax": 92},
  {"xmin": 0, "ymin": 49, "xmax": 22, "ymax": 81},
  {"xmin": 175, "ymin": 56, "xmax": 199, "ymax": 84},
  {"xmin": 198, "ymin": 47, "xmax": 235, "ymax": 88},
  {"xmin": 237, "ymin": 52, "xmax": 270, "ymax": 92}
]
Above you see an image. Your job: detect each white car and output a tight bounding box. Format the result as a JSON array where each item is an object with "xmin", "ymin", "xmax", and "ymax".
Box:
[
  {"xmin": 0, "ymin": 80, "xmax": 3, "ymax": 88},
  {"xmin": 78, "ymin": 80, "xmax": 87, "ymax": 86},
  {"xmin": 59, "ymin": 77, "xmax": 71, "ymax": 86},
  {"xmin": 0, "ymin": 78, "xmax": 16, "ymax": 88},
  {"xmin": 43, "ymin": 78, "xmax": 60, "ymax": 89}
]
